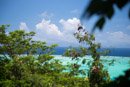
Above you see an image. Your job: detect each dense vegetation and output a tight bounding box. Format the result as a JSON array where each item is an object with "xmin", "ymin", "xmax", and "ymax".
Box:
[
  {"xmin": 63, "ymin": 25, "xmax": 110, "ymax": 87},
  {"xmin": 0, "ymin": 25, "xmax": 90, "ymax": 87},
  {"xmin": 0, "ymin": 25, "xmax": 129, "ymax": 87}
]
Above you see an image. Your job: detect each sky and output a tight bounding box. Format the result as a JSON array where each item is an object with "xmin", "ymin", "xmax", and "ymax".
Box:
[{"xmin": 0, "ymin": 0, "xmax": 130, "ymax": 48}]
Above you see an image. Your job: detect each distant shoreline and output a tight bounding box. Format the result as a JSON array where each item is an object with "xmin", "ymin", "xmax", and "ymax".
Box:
[{"xmin": 53, "ymin": 47, "xmax": 130, "ymax": 57}]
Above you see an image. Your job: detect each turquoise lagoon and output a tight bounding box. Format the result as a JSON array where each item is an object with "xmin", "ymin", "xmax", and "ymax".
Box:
[
  {"xmin": 53, "ymin": 55, "xmax": 130, "ymax": 80},
  {"xmin": 1, "ymin": 54, "xmax": 129, "ymax": 80}
]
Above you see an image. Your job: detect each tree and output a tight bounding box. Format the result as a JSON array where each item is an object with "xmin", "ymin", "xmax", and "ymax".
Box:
[
  {"xmin": 0, "ymin": 25, "xmax": 90, "ymax": 87},
  {"xmin": 82, "ymin": 0, "xmax": 130, "ymax": 31},
  {"xmin": 75, "ymin": 26, "xmax": 110, "ymax": 87},
  {"xmin": 0, "ymin": 25, "xmax": 35, "ymax": 58},
  {"xmin": 105, "ymin": 69, "xmax": 130, "ymax": 87},
  {"xmin": 64, "ymin": 25, "xmax": 110, "ymax": 87},
  {"xmin": 0, "ymin": 25, "xmax": 61, "ymax": 86}
]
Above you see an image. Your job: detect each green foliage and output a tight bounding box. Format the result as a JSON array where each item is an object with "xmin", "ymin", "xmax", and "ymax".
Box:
[
  {"xmin": 0, "ymin": 25, "xmax": 34, "ymax": 58},
  {"xmin": 63, "ymin": 47, "xmax": 87, "ymax": 58},
  {"xmin": 88, "ymin": 60, "xmax": 110, "ymax": 87},
  {"xmin": 64, "ymin": 25, "xmax": 111, "ymax": 87},
  {"xmin": 0, "ymin": 25, "xmax": 89, "ymax": 87},
  {"xmin": 104, "ymin": 69, "xmax": 130, "ymax": 87},
  {"xmin": 0, "ymin": 25, "xmax": 58, "ymax": 58},
  {"xmin": 1, "ymin": 24, "xmax": 120, "ymax": 87},
  {"xmin": 0, "ymin": 54, "xmax": 90, "ymax": 87},
  {"xmin": 0, "ymin": 57, "xmax": 9, "ymax": 80}
]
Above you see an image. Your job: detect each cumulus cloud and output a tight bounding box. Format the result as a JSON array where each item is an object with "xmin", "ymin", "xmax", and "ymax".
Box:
[
  {"xmin": 19, "ymin": 22, "xmax": 29, "ymax": 32},
  {"xmin": 96, "ymin": 31, "xmax": 130, "ymax": 48},
  {"xmin": 19, "ymin": 18, "xmax": 130, "ymax": 48},
  {"xmin": 35, "ymin": 18, "xmax": 81, "ymax": 46},
  {"xmin": 36, "ymin": 19, "xmax": 62, "ymax": 36},
  {"xmin": 59, "ymin": 17, "xmax": 80, "ymax": 33},
  {"xmin": 35, "ymin": 19, "xmax": 63, "ymax": 44}
]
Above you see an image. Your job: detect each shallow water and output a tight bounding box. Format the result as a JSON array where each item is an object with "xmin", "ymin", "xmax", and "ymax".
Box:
[
  {"xmin": 53, "ymin": 55, "xmax": 130, "ymax": 80},
  {"xmin": 1, "ymin": 54, "xmax": 129, "ymax": 79}
]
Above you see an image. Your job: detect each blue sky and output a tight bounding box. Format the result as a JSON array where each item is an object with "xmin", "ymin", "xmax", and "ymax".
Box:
[{"xmin": 0, "ymin": 0, "xmax": 130, "ymax": 48}]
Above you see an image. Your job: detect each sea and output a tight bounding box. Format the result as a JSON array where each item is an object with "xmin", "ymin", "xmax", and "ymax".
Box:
[
  {"xmin": 52, "ymin": 47, "xmax": 130, "ymax": 80},
  {"xmin": 1, "ymin": 47, "xmax": 130, "ymax": 80},
  {"xmin": 53, "ymin": 47, "xmax": 130, "ymax": 57}
]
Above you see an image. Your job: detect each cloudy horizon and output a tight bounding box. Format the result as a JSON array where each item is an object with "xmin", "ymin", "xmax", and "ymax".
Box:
[{"xmin": 0, "ymin": 0, "xmax": 130, "ymax": 48}]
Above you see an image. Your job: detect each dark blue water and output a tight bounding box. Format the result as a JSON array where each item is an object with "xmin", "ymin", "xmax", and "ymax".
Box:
[{"xmin": 53, "ymin": 47, "xmax": 130, "ymax": 57}]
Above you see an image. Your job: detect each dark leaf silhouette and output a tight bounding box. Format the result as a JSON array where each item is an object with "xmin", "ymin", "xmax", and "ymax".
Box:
[
  {"xmin": 105, "ymin": 69, "xmax": 130, "ymax": 87},
  {"xmin": 82, "ymin": 0, "xmax": 130, "ymax": 31},
  {"xmin": 78, "ymin": 26, "xmax": 83, "ymax": 31},
  {"xmin": 129, "ymin": 8, "xmax": 130, "ymax": 19},
  {"xmin": 93, "ymin": 17, "xmax": 105, "ymax": 31},
  {"xmin": 116, "ymin": 0, "xmax": 129, "ymax": 9}
]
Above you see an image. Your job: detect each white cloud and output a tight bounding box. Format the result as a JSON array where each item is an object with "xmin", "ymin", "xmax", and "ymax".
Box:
[
  {"xmin": 40, "ymin": 11, "xmax": 54, "ymax": 19},
  {"xmin": 59, "ymin": 18, "xmax": 81, "ymax": 46},
  {"xmin": 96, "ymin": 31, "xmax": 130, "ymax": 48},
  {"xmin": 59, "ymin": 17, "xmax": 80, "ymax": 34},
  {"xmin": 34, "ymin": 18, "xmax": 81, "ymax": 46},
  {"xmin": 35, "ymin": 19, "xmax": 63, "ymax": 43},
  {"xmin": 19, "ymin": 22, "xmax": 29, "ymax": 32},
  {"xmin": 19, "ymin": 18, "xmax": 130, "ymax": 48},
  {"xmin": 36, "ymin": 19, "xmax": 62, "ymax": 36}
]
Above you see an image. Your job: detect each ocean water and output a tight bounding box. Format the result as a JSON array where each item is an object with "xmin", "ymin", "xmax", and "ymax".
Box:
[
  {"xmin": 1, "ymin": 47, "xmax": 130, "ymax": 80},
  {"xmin": 53, "ymin": 55, "xmax": 130, "ymax": 80},
  {"xmin": 54, "ymin": 47, "xmax": 130, "ymax": 57}
]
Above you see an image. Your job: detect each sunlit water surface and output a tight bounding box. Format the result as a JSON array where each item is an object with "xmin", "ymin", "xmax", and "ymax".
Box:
[
  {"xmin": 1, "ymin": 54, "xmax": 129, "ymax": 80},
  {"xmin": 53, "ymin": 55, "xmax": 130, "ymax": 80}
]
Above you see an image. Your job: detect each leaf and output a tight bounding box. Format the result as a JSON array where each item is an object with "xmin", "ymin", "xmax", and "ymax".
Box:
[
  {"xmin": 128, "ymin": 8, "xmax": 130, "ymax": 19},
  {"xmin": 115, "ymin": 0, "xmax": 129, "ymax": 9},
  {"xmin": 82, "ymin": 59, "xmax": 86, "ymax": 64},
  {"xmin": 90, "ymin": 34, "xmax": 95, "ymax": 40},
  {"xmin": 94, "ymin": 17, "xmax": 105, "ymax": 30},
  {"xmin": 107, "ymin": 6, "xmax": 114, "ymax": 19}
]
